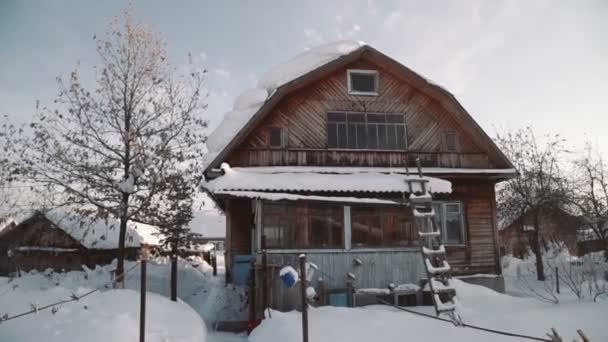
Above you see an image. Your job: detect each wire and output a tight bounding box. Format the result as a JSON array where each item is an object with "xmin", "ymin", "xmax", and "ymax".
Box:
[
  {"xmin": 374, "ymin": 296, "xmax": 553, "ymax": 342},
  {"xmin": 0, "ymin": 261, "xmax": 142, "ymax": 324}
]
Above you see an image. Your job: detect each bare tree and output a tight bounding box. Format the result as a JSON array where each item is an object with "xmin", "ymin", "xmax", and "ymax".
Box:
[
  {"xmin": 12, "ymin": 10, "xmax": 207, "ymax": 282},
  {"xmin": 496, "ymin": 127, "xmax": 569, "ymax": 280},
  {"xmin": 570, "ymin": 144, "xmax": 608, "ymax": 259}
]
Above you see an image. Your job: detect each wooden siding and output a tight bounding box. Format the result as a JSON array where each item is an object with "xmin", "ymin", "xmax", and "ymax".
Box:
[{"xmin": 227, "ymin": 59, "xmax": 494, "ymax": 168}]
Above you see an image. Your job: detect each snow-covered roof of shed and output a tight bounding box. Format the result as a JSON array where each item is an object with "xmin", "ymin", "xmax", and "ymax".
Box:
[
  {"xmin": 44, "ymin": 209, "xmax": 162, "ymax": 249},
  {"xmin": 2, "ymin": 209, "xmax": 162, "ymax": 249},
  {"xmin": 204, "ymin": 163, "xmax": 451, "ymax": 194},
  {"xmin": 205, "ymin": 41, "xmax": 366, "ymax": 164}
]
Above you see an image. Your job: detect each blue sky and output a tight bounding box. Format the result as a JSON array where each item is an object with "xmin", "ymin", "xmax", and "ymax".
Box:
[{"xmin": 1, "ymin": 0, "xmax": 607, "ymax": 154}]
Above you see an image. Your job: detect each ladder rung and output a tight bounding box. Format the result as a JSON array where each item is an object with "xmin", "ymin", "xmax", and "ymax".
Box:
[
  {"xmin": 413, "ymin": 208, "xmax": 435, "ymax": 217},
  {"xmin": 422, "ymin": 245, "xmax": 445, "ymax": 255},
  {"xmin": 425, "ymin": 259, "xmax": 451, "ymax": 274},
  {"xmin": 430, "ymin": 278, "xmax": 455, "ymax": 292},
  {"xmin": 419, "ymin": 231, "xmax": 440, "ymax": 237},
  {"xmin": 433, "ymin": 294, "xmax": 456, "ymax": 312}
]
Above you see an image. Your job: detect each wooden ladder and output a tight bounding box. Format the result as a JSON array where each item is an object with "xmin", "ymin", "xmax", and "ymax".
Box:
[{"xmin": 406, "ymin": 160, "xmax": 460, "ymax": 321}]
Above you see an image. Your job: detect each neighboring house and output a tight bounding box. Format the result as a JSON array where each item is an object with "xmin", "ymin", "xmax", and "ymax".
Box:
[
  {"xmin": 202, "ymin": 42, "xmax": 517, "ymax": 311},
  {"xmin": 498, "ymin": 209, "xmax": 585, "ymax": 258},
  {"xmin": 0, "ymin": 209, "xmax": 161, "ymax": 275}
]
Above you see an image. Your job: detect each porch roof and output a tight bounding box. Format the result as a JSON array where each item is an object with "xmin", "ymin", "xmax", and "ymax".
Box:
[
  {"xmin": 204, "ymin": 163, "xmax": 452, "ymax": 194},
  {"xmin": 214, "ymin": 190, "xmax": 404, "ymax": 205}
]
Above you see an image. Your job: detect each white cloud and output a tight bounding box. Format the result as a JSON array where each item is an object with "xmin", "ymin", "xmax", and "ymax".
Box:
[
  {"xmin": 213, "ymin": 68, "xmax": 231, "ymax": 79},
  {"xmin": 383, "ymin": 11, "xmax": 402, "ymax": 31}
]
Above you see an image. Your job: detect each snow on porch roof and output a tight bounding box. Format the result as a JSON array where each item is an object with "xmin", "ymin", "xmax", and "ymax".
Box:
[{"xmin": 204, "ymin": 163, "xmax": 452, "ymax": 194}]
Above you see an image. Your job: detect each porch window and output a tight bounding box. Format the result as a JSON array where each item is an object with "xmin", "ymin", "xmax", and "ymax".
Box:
[
  {"xmin": 327, "ymin": 112, "xmax": 406, "ymax": 150},
  {"xmin": 432, "ymin": 202, "xmax": 466, "ymax": 245},
  {"xmin": 351, "ymin": 206, "xmax": 414, "ymax": 247},
  {"xmin": 262, "ymin": 202, "xmax": 343, "ymax": 249}
]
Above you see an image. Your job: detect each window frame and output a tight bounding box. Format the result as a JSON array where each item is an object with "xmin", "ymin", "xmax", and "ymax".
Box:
[
  {"xmin": 347, "ymin": 69, "xmax": 379, "ymax": 96},
  {"xmin": 433, "ymin": 201, "xmax": 467, "ymax": 246},
  {"xmin": 326, "ymin": 111, "xmax": 408, "ymax": 151}
]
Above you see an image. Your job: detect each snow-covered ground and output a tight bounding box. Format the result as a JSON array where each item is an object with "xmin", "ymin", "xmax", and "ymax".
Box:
[
  {"xmin": 0, "ymin": 255, "xmax": 247, "ymax": 342},
  {"xmin": 2, "ymin": 250, "xmax": 606, "ymax": 341},
  {"xmin": 251, "ymin": 277, "xmax": 607, "ymax": 342}
]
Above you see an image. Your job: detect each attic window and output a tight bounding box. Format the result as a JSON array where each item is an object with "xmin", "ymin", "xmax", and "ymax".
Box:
[
  {"xmin": 269, "ymin": 127, "xmax": 283, "ymax": 147},
  {"xmin": 445, "ymin": 131, "xmax": 458, "ymax": 152},
  {"xmin": 347, "ymin": 70, "xmax": 378, "ymax": 95}
]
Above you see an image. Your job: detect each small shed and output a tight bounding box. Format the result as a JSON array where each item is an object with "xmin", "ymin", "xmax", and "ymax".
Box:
[{"xmin": 0, "ymin": 209, "xmax": 161, "ymax": 275}]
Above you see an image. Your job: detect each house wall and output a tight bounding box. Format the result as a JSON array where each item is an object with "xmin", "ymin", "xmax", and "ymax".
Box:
[{"xmin": 227, "ymin": 58, "xmax": 502, "ymax": 169}]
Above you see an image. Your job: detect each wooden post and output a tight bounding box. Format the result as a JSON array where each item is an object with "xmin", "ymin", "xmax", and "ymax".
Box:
[
  {"xmin": 318, "ymin": 278, "xmax": 326, "ymax": 306},
  {"xmin": 299, "ymin": 254, "xmax": 309, "ymax": 342},
  {"xmin": 346, "ymin": 280, "xmax": 354, "ymax": 308},
  {"xmin": 212, "ymin": 252, "xmax": 218, "ymax": 276},
  {"xmin": 555, "ymin": 266, "xmax": 560, "ymax": 294},
  {"xmin": 248, "ymin": 260, "xmax": 257, "ymax": 324},
  {"xmin": 140, "ymin": 244, "xmax": 149, "ymax": 342},
  {"xmin": 261, "ymin": 235, "xmax": 269, "ymax": 317}
]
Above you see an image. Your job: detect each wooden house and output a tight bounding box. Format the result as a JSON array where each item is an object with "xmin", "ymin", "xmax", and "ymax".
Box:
[
  {"xmin": 202, "ymin": 42, "xmax": 517, "ymax": 312},
  {"xmin": 0, "ymin": 209, "xmax": 160, "ymax": 275},
  {"xmin": 498, "ymin": 209, "xmax": 584, "ymax": 258}
]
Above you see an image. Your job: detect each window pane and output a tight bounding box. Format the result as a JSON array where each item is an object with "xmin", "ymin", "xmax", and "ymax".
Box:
[
  {"xmin": 356, "ymin": 124, "xmax": 367, "ymax": 149},
  {"xmin": 367, "ymin": 114, "xmax": 385, "ymax": 123},
  {"xmin": 396, "ymin": 125, "xmax": 406, "ymax": 149},
  {"xmin": 386, "ymin": 114, "xmax": 404, "ymax": 123},
  {"xmin": 347, "ymin": 123, "xmax": 357, "ymax": 149},
  {"xmin": 328, "ymin": 112, "xmax": 346, "ymax": 122},
  {"xmin": 445, "ymin": 132, "xmax": 457, "ymax": 152},
  {"xmin": 327, "ymin": 123, "xmax": 337, "ymax": 148},
  {"xmin": 350, "ymin": 73, "xmax": 377, "ymax": 93},
  {"xmin": 347, "ymin": 113, "xmax": 365, "ymax": 122},
  {"xmin": 269, "ymin": 127, "xmax": 282, "ymax": 147},
  {"xmin": 382, "ymin": 208, "xmax": 413, "ymax": 246},
  {"xmin": 446, "ymin": 203, "xmax": 461, "ymax": 214},
  {"xmin": 263, "ymin": 203, "xmax": 296, "ymax": 249},
  {"xmin": 386, "ymin": 125, "xmax": 397, "ymax": 150},
  {"xmin": 367, "ymin": 125, "xmax": 378, "ymax": 149},
  {"xmin": 445, "ymin": 211, "xmax": 464, "ymax": 245},
  {"xmin": 351, "ymin": 207, "xmax": 382, "ymax": 247},
  {"xmin": 309, "ymin": 206, "xmax": 344, "ymax": 248},
  {"xmin": 377, "ymin": 125, "xmax": 388, "ymax": 149},
  {"xmin": 337, "ymin": 123, "xmax": 347, "ymax": 148}
]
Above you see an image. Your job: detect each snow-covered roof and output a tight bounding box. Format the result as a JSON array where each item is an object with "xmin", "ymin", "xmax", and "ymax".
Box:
[
  {"xmin": 3, "ymin": 209, "xmax": 162, "ymax": 249},
  {"xmin": 205, "ymin": 41, "xmax": 366, "ymax": 166},
  {"xmin": 214, "ymin": 166, "xmax": 517, "ymax": 176},
  {"xmin": 205, "ymin": 163, "xmax": 451, "ymax": 194},
  {"xmin": 44, "ymin": 209, "xmax": 162, "ymax": 249}
]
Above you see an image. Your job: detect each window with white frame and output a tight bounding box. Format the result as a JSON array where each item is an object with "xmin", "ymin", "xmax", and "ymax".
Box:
[
  {"xmin": 347, "ymin": 69, "xmax": 378, "ymax": 95},
  {"xmin": 432, "ymin": 202, "xmax": 466, "ymax": 245}
]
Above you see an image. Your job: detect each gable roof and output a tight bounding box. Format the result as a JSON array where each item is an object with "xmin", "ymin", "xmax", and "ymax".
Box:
[
  {"xmin": 0, "ymin": 209, "xmax": 162, "ymax": 249},
  {"xmin": 204, "ymin": 41, "xmax": 515, "ymax": 173}
]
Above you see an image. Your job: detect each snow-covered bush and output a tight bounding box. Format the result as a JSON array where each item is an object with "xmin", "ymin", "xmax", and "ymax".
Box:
[{"xmin": 503, "ymin": 242, "xmax": 608, "ymax": 302}]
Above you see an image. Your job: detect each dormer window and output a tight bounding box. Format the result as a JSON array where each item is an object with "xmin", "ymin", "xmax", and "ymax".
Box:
[{"xmin": 347, "ymin": 69, "xmax": 378, "ymax": 95}]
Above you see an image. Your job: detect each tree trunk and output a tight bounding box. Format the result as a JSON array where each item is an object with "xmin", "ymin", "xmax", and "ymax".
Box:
[
  {"xmin": 532, "ymin": 213, "xmax": 545, "ymax": 281},
  {"xmin": 171, "ymin": 241, "xmax": 178, "ymax": 301},
  {"xmin": 115, "ymin": 192, "xmax": 130, "ymax": 287}
]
